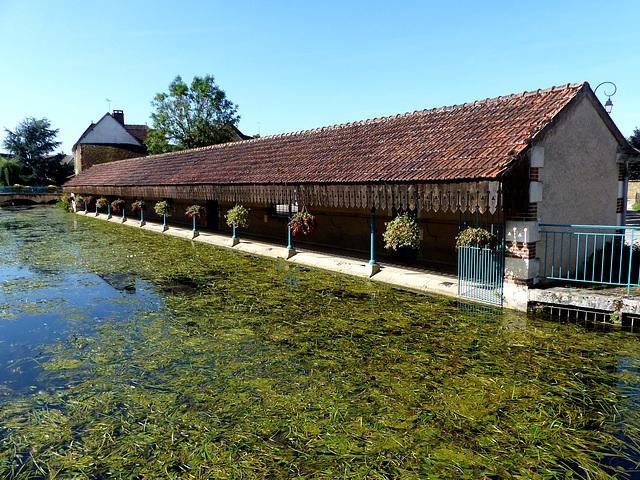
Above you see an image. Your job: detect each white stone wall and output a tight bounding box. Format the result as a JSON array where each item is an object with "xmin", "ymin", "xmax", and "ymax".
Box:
[{"xmin": 535, "ymin": 95, "xmax": 620, "ymax": 226}]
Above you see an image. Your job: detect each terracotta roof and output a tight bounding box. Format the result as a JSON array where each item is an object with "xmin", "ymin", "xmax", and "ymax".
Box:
[
  {"xmin": 65, "ymin": 83, "xmax": 587, "ymax": 188},
  {"xmin": 124, "ymin": 124, "xmax": 149, "ymax": 143}
]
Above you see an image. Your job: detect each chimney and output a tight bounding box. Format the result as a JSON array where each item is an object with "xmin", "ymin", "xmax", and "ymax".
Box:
[{"xmin": 112, "ymin": 110, "xmax": 124, "ymax": 124}]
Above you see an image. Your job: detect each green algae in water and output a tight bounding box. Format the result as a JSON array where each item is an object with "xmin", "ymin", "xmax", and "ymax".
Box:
[{"xmin": 0, "ymin": 206, "xmax": 639, "ymax": 479}]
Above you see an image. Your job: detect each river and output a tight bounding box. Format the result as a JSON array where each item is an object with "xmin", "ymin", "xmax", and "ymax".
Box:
[{"xmin": 1, "ymin": 205, "xmax": 639, "ymax": 479}]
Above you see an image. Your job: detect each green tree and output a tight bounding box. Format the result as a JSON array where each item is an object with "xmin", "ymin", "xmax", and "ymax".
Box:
[
  {"xmin": 2, "ymin": 117, "xmax": 72, "ymax": 185},
  {"xmin": 145, "ymin": 75, "xmax": 240, "ymax": 155},
  {"xmin": 0, "ymin": 157, "xmax": 22, "ymax": 186},
  {"xmin": 629, "ymin": 127, "xmax": 640, "ymax": 149}
]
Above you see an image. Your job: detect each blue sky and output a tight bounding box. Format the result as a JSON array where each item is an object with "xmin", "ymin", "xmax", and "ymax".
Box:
[{"xmin": 1, "ymin": 0, "xmax": 638, "ymax": 155}]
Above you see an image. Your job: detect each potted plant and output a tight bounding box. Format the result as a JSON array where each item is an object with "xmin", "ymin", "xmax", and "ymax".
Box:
[
  {"xmin": 225, "ymin": 205, "xmax": 249, "ymax": 228},
  {"xmin": 96, "ymin": 197, "xmax": 109, "ymax": 208},
  {"xmin": 11, "ymin": 184, "xmax": 24, "ymax": 190},
  {"xmin": 111, "ymin": 199, "xmax": 125, "ymax": 213},
  {"xmin": 383, "ymin": 213, "xmax": 420, "ymax": 251},
  {"xmin": 131, "ymin": 199, "xmax": 145, "ymax": 212},
  {"xmin": 45, "ymin": 184, "xmax": 58, "ymax": 192},
  {"xmin": 455, "ymin": 227, "xmax": 498, "ymax": 250},
  {"xmin": 111, "ymin": 198, "xmax": 125, "ymax": 212},
  {"xmin": 288, "ymin": 210, "xmax": 317, "ymax": 236},
  {"xmin": 185, "ymin": 203, "xmax": 205, "ymax": 220},
  {"xmin": 154, "ymin": 200, "xmax": 175, "ymax": 217}
]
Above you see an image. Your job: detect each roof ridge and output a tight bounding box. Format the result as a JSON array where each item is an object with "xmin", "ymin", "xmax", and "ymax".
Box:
[
  {"xmin": 86, "ymin": 82, "xmax": 588, "ymax": 163},
  {"xmin": 220, "ymin": 82, "xmax": 588, "ymax": 144}
]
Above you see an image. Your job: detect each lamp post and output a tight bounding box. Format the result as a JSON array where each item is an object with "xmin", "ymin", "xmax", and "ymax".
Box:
[{"xmin": 594, "ymin": 82, "xmax": 617, "ymax": 114}]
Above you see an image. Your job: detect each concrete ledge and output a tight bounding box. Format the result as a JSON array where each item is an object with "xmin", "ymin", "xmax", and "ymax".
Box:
[
  {"xmin": 529, "ymin": 287, "xmax": 640, "ymax": 316},
  {"xmin": 73, "ymin": 211, "xmax": 460, "ymax": 301}
]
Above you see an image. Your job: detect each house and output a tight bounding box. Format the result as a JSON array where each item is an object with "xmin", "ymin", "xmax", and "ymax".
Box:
[
  {"xmin": 73, "ymin": 110, "xmax": 149, "ymax": 175},
  {"xmin": 73, "ymin": 110, "xmax": 253, "ymax": 175},
  {"xmin": 63, "ymin": 82, "xmax": 637, "ymax": 310}
]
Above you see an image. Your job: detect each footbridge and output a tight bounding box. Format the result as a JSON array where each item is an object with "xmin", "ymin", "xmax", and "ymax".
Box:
[{"xmin": 0, "ymin": 186, "xmax": 62, "ymax": 204}]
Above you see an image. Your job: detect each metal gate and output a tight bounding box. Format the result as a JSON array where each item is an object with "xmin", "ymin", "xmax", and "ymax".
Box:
[
  {"xmin": 457, "ymin": 210, "xmax": 505, "ymax": 306},
  {"xmin": 458, "ymin": 244, "xmax": 504, "ymax": 305}
]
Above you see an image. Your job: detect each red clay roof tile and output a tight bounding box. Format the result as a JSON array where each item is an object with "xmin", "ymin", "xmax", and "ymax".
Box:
[{"xmin": 65, "ymin": 83, "xmax": 586, "ymax": 189}]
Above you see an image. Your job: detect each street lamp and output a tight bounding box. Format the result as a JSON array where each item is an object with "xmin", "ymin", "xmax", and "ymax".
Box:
[{"xmin": 594, "ymin": 81, "xmax": 617, "ymax": 114}]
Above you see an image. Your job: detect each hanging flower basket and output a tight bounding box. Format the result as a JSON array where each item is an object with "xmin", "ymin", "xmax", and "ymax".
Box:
[
  {"xmin": 225, "ymin": 205, "xmax": 249, "ymax": 228},
  {"xmin": 383, "ymin": 213, "xmax": 420, "ymax": 251},
  {"xmin": 155, "ymin": 200, "xmax": 175, "ymax": 217},
  {"xmin": 84, "ymin": 196, "xmax": 94, "ymax": 205},
  {"xmin": 96, "ymin": 197, "xmax": 109, "ymax": 208},
  {"xmin": 131, "ymin": 199, "xmax": 146, "ymax": 212},
  {"xmin": 185, "ymin": 204, "xmax": 205, "ymax": 220},
  {"xmin": 111, "ymin": 198, "xmax": 125, "ymax": 212},
  {"xmin": 288, "ymin": 210, "xmax": 317, "ymax": 236},
  {"xmin": 455, "ymin": 227, "xmax": 498, "ymax": 250}
]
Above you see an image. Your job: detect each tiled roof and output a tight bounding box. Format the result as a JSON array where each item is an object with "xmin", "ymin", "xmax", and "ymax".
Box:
[
  {"xmin": 124, "ymin": 124, "xmax": 149, "ymax": 143},
  {"xmin": 66, "ymin": 83, "xmax": 587, "ymax": 188}
]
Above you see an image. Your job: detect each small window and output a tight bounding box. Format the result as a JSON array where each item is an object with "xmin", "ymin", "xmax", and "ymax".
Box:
[{"xmin": 270, "ymin": 203, "xmax": 299, "ymax": 216}]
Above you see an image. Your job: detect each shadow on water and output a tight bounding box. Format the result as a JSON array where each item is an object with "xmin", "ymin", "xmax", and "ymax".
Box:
[{"xmin": 0, "ymin": 206, "xmax": 639, "ymax": 479}]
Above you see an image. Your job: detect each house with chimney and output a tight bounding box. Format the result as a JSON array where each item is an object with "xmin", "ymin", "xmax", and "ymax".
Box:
[{"xmin": 72, "ymin": 110, "xmax": 149, "ymax": 175}]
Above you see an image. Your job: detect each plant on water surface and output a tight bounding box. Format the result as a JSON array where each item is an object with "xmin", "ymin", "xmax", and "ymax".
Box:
[
  {"xmin": 225, "ymin": 204, "xmax": 248, "ymax": 228},
  {"xmin": 288, "ymin": 209, "xmax": 317, "ymax": 236},
  {"xmin": 111, "ymin": 198, "xmax": 125, "ymax": 212},
  {"xmin": 154, "ymin": 200, "xmax": 175, "ymax": 217},
  {"xmin": 383, "ymin": 213, "xmax": 420, "ymax": 250},
  {"xmin": 131, "ymin": 199, "xmax": 145, "ymax": 211},
  {"xmin": 185, "ymin": 203, "xmax": 205, "ymax": 220},
  {"xmin": 1, "ymin": 206, "xmax": 639, "ymax": 480},
  {"xmin": 96, "ymin": 197, "xmax": 109, "ymax": 208},
  {"xmin": 455, "ymin": 227, "xmax": 498, "ymax": 250}
]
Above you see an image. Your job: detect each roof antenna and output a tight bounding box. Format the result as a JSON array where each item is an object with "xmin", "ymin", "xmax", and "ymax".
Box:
[
  {"xmin": 257, "ymin": 122, "xmax": 261, "ymax": 137},
  {"xmin": 106, "ymin": 98, "xmax": 112, "ymax": 112}
]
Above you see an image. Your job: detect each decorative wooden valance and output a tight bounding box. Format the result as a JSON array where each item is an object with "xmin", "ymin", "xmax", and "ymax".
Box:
[{"xmin": 64, "ymin": 181, "xmax": 501, "ymax": 214}]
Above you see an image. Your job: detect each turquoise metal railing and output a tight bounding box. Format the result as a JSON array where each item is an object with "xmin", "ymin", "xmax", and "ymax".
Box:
[
  {"xmin": 539, "ymin": 223, "xmax": 640, "ymax": 293},
  {"xmin": 458, "ymin": 245, "xmax": 504, "ymax": 306},
  {"xmin": 0, "ymin": 186, "xmax": 62, "ymax": 194}
]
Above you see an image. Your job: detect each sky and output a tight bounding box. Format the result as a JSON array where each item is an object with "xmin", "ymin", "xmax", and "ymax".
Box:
[{"xmin": 0, "ymin": 0, "xmax": 638, "ymax": 155}]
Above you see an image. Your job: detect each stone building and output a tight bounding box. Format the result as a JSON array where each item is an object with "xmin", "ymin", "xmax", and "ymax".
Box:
[{"xmin": 64, "ymin": 83, "xmax": 636, "ymax": 310}]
